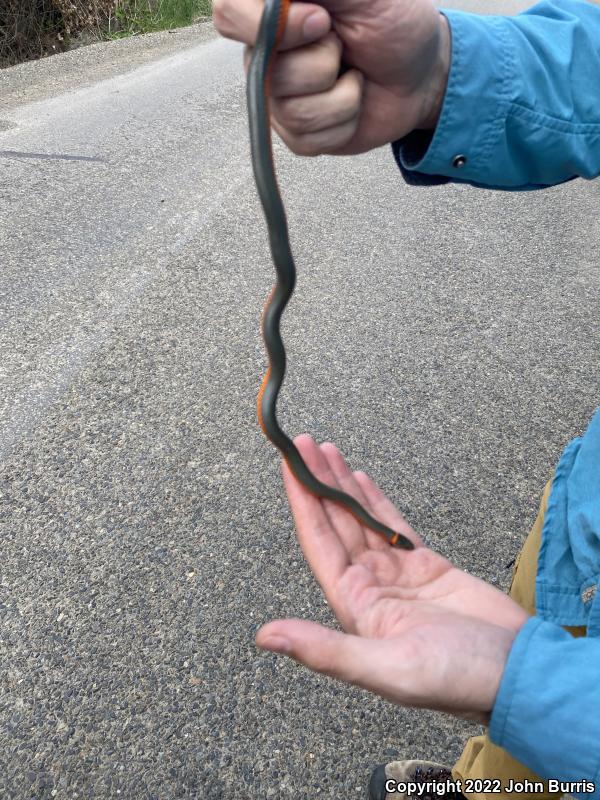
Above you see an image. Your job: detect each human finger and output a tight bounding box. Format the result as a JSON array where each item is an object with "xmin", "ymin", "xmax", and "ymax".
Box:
[
  {"xmin": 353, "ymin": 470, "xmax": 423, "ymax": 548},
  {"xmin": 292, "ymin": 435, "xmax": 374, "ymax": 562},
  {"xmin": 256, "ymin": 619, "xmax": 390, "ymax": 688},
  {"xmin": 214, "ymin": 0, "xmax": 331, "ymax": 51},
  {"xmin": 256, "ymin": 616, "xmax": 510, "ymax": 723},
  {"xmin": 242, "ymin": 31, "xmax": 342, "ymax": 98},
  {"xmin": 319, "ymin": 442, "xmax": 390, "ymax": 553},
  {"xmin": 256, "ymin": 618, "xmax": 415, "ymax": 704},
  {"xmin": 271, "ymin": 69, "xmax": 364, "ymax": 143},
  {"xmin": 281, "ymin": 435, "xmax": 351, "ymax": 595},
  {"xmin": 272, "ymin": 110, "xmax": 359, "ymax": 156},
  {"xmin": 242, "ymin": 31, "xmax": 343, "ymax": 101}
]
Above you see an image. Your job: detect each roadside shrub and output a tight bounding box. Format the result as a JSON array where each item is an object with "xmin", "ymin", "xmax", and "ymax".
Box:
[
  {"xmin": 0, "ymin": 0, "xmax": 61, "ymax": 67},
  {"xmin": 53, "ymin": 0, "xmax": 117, "ymax": 35},
  {"xmin": 0, "ymin": 0, "xmax": 116, "ymax": 67},
  {"xmin": 0, "ymin": 0, "xmax": 210, "ymax": 68}
]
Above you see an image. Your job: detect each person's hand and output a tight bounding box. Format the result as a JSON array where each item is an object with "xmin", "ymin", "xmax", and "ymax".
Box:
[
  {"xmin": 256, "ymin": 435, "xmax": 529, "ymax": 724},
  {"xmin": 213, "ymin": 0, "xmax": 450, "ymax": 155}
]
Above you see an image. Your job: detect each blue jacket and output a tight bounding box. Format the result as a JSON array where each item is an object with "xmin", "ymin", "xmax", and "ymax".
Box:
[
  {"xmin": 394, "ymin": 0, "xmax": 600, "ymax": 190},
  {"xmin": 395, "ymin": 1, "xmax": 600, "ymax": 792}
]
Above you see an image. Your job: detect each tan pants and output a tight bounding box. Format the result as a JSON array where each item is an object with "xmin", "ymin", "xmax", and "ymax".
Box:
[{"xmin": 451, "ymin": 480, "xmax": 586, "ymax": 800}]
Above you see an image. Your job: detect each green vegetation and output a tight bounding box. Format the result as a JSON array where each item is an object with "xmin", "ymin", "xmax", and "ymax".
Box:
[
  {"xmin": 0, "ymin": 1, "xmax": 212, "ymax": 68},
  {"xmin": 108, "ymin": 0, "xmax": 211, "ymax": 37}
]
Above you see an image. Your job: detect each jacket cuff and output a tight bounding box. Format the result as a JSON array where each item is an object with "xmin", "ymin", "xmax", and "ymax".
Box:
[
  {"xmin": 490, "ymin": 617, "xmax": 600, "ymax": 797},
  {"xmin": 392, "ymin": 9, "xmax": 512, "ymax": 187}
]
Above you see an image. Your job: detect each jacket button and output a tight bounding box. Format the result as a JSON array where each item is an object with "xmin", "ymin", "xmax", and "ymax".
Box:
[{"xmin": 452, "ymin": 154, "xmax": 467, "ymax": 168}]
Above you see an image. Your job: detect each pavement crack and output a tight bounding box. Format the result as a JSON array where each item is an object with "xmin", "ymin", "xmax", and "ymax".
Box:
[{"xmin": 0, "ymin": 150, "xmax": 105, "ymax": 163}]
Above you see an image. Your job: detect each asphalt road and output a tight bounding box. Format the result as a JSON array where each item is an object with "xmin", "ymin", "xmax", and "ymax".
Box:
[{"xmin": 1, "ymin": 9, "xmax": 599, "ymax": 800}]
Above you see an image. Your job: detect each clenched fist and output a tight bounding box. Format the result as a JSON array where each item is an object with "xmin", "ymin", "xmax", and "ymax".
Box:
[{"xmin": 213, "ymin": 0, "xmax": 450, "ymax": 155}]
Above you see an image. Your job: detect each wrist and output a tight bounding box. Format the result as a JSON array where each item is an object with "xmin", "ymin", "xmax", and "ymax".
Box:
[{"xmin": 417, "ymin": 13, "xmax": 450, "ymax": 130}]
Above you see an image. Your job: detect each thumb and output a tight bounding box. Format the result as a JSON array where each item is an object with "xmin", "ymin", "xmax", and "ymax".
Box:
[
  {"xmin": 256, "ymin": 618, "xmax": 380, "ymax": 684},
  {"xmin": 216, "ymin": 1, "xmax": 331, "ymax": 51}
]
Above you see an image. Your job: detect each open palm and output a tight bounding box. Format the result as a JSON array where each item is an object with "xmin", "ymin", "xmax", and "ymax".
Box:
[{"xmin": 256, "ymin": 435, "xmax": 528, "ymax": 724}]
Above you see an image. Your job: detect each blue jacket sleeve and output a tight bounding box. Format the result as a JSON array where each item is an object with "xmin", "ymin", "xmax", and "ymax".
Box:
[
  {"xmin": 393, "ymin": 0, "xmax": 600, "ymax": 189},
  {"xmin": 490, "ymin": 617, "xmax": 600, "ymax": 796}
]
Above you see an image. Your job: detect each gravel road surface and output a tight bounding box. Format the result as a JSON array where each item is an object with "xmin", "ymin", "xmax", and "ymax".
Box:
[{"xmin": 1, "ymin": 8, "xmax": 599, "ymax": 799}]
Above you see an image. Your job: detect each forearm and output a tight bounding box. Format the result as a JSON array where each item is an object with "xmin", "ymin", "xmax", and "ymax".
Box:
[{"xmin": 396, "ymin": 0, "xmax": 600, "ymax": 189}]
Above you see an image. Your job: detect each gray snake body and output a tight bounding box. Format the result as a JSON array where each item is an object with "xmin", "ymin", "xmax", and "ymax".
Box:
[{"xmin": 247, "ymin": 0, "xmax": 414, "ymax": 551}]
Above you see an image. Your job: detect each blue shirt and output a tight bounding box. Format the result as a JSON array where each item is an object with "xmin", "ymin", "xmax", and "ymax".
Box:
[
  {"xmin": 491, "ymin": 411, "xmax": 600, "ymax": 792},
  {"xmin": 395, "ymin": 1, "xmax": 600, "ymax": 792},
  {"xmin": 537, "ymin": 409, "xmax": 600, "ymax": 630},
  {"xmin": 394, "ymin": 1, "xmax": 600, "ymax": 190}
]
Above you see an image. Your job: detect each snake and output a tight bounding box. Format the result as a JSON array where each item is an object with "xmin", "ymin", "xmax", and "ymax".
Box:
[{"xmin": 246, "ymin": 0, "xmax": 414, "ymax": 551}]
